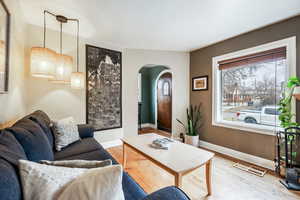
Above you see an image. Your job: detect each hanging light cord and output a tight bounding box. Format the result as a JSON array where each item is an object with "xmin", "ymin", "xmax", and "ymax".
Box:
[
  {"xmin": 43, "ymin": 11, "xmax": 58, "ymax": 48},
  {"xmin": 60, "ymin": 22, "xmax": 63, "ymax": 54},
  {"xmin": 43, "ymin": 10, "xmax": 46, "ymax": 48},
  {"xmin": 77, "ymin": 20, "xmax": 79, "ymax": 72},
  {"xmin": 69, "ymin": 19, "xmax": 80, "ymax": 72}
]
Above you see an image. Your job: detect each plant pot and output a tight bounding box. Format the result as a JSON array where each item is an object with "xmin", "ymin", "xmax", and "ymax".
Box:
[
  {"xmin": 293, "ymin": 86, "xmax": 300, "ymax": 100},
  {"xmin": 185, "ymin": 135, "xmax": 199, "ymax": 147}
]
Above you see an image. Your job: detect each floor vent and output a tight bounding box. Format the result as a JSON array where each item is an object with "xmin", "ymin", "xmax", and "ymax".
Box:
[{"xmin": 233, "ymin": 163, "xmax": 267, "ymax": 177}]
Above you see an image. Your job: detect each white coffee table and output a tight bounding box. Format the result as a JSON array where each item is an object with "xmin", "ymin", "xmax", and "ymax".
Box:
[{"xmin": 122, "ymin": 133, "xmax": 214, "ymax": 195}]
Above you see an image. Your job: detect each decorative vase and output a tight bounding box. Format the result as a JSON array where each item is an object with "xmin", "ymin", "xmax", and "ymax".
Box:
[{"xmin": 185, "ymin": 135, "xmax": 199, "ymax": 147}]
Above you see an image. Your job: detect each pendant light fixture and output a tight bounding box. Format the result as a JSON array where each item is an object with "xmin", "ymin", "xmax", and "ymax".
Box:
[
  {"xmin": 70, "ymin": 20, "xmax": 84, "ymax": 89},
  {"xmin": 30, "ymin": 11, "xmax": 56, "ymax": 79},
  {"xmin": 30, "ymin": 11, "xmax": 83, "ymax": 89},
  {"xmin": 50, "ymin": 15, "xmax": 73, "ymax": 84}
]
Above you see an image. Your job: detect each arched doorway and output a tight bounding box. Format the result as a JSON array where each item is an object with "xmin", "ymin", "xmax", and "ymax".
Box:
[
  {"xmin": 156, "ymin": 72, "xmax": 172, "ymax": 133},
  {"xmin": 137, "ymin": 66, "xmax": 172, "ymax": 136}
]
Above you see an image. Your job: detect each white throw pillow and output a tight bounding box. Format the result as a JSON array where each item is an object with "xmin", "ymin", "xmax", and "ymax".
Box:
[
  {"xmin": 52, "ymin": 117, "xmax": 80, "ymax": 151},
  {"xmin": 57, "ymin": 164, "xmax": 124, "ymax": 200},
  {"xmin": 19, "ymin": 160, "xmax": 124, "ymax": 200},
  {"xmin": 19, "ymin": 160, "xmax": 87, "ymax": 200}
]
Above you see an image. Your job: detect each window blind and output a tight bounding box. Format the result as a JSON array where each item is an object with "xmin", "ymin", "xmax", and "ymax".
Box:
[{"xmin": 218, "ymin": 47, "xmax": 286, "ymax": 70}]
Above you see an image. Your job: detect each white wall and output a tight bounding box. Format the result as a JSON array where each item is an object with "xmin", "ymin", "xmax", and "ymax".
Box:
[
  {"xmin": 123, "ymin": 49, "xmax": 189, "ymax": 138},
  {"xmin": 25, "ymin": 24, "xmax": 87, "ymax": 122},
  {"xmin": 0, "ymin": 0, "xmax": 27, "ymax": 124},
  {"xmin": 25, "ymin": 24, "xmax": 123, "ymax": 143},
  {"xmin": 25, "ymin": 24, "xmax": 189, "ymax": 142}
]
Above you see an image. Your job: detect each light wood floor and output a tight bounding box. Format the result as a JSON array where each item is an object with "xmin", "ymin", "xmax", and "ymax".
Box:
[
  {"xmin": 108, "ymin": 145, "xmax": 300, "ymax": 200},
  {"xmin": 138, "ymin": 127, "xmax": 171, "ymax": 137}
]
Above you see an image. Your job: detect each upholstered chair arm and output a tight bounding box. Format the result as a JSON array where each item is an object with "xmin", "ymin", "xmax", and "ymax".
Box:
[
  {"xmin": 77, "ymin": 124, "xmax": 94, "ymax": 139},
  {"xmin": 142, "ymin": 186, "xmax": 190, "ymax": 200}
]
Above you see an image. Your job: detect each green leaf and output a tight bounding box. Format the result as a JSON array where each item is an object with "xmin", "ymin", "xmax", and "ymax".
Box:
[{"xmin": 278, "ymin": 76, "xmax": 300, "ymax": 129}]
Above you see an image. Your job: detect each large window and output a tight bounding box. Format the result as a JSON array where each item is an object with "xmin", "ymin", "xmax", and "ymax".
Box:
[{"xmin": 212, "ymin": 37, "xmax": 296, "ymax": 135}]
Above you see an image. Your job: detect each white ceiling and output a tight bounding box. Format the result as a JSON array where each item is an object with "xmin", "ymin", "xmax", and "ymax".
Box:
[{"xmin": 20, "ymin": 0, "xmax": 300, "ymax": 52}]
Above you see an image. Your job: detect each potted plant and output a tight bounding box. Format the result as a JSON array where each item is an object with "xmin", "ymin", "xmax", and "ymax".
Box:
[
  {"xmin": 289, "ymin": 77, "xmax": 300, "ymax": 100},
  {"xmin": 278, "ymin": 77, "xmax": 300, "ymax": 128},
  {"xmin": 177, "ymin": 104, "xmax": 202, "ymax": 146},
  {"xmin": 277, "ymin": 77, "xmax": 300, "ymax": 176}
]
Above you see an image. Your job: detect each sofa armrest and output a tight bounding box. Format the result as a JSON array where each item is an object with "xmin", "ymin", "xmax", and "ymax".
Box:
[
  {"xmin": 77, "ymin": 124, "xmax": 94, "ymax": 139},
  {"xmin": 142, "ymin": 186, "xmax": 190, "ymax": 200}
]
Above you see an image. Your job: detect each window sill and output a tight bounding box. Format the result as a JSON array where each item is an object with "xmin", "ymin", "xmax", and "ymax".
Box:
[{"xmin": 212, "ymin": 120, "xmax": 281, "ymax": 136}]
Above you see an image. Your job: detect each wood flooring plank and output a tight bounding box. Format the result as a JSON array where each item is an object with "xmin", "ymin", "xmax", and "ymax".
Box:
[{"xmin": 108, "ymin": 145, "xmax": 300, "ymax": 200}]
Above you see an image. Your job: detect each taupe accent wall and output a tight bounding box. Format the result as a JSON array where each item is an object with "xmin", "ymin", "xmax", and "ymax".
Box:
[{"xmin": 190, "ymin": 16, "xmax": 300, "ymax": 160}]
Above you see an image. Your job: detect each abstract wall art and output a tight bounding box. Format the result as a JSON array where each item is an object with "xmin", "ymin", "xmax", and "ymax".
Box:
[{"xmin": 86, "ymin": 45, "xmax": 122, "ymax": 131}]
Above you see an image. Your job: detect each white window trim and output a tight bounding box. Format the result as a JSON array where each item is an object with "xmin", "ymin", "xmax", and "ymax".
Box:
[{"xmin": 212, "ymin": 36, "xmax": 296, "ymax": 136}]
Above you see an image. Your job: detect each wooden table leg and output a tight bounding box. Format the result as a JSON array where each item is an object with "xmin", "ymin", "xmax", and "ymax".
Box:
[
  {"xmin": 205, "ymin": 159, "xmax": 212, "ymax": 196},
  {"xmin": 175, "ymin": 173, "xmax": 182, "ymax": 188},
  {"xmin": 123, "ymin": 143, "xmax": 127, "ymax": 169}
]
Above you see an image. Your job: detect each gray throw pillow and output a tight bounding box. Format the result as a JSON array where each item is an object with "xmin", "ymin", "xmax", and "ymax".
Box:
[
  {"xmin": 52, "ymin": 117, "xmax": 80, "ymax": 151},
  {"xmin": 18, "ymin": 160, "xmax": 124, "ymax": 200},
  {"xmin": 40, "ymin": 159, "xmax": 112, "ymax": 168}
]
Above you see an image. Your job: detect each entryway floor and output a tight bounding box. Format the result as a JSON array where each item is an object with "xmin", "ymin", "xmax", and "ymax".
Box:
[{"xmin": 138, "ymin": 127, "xmax": 171, "ymax": 137}]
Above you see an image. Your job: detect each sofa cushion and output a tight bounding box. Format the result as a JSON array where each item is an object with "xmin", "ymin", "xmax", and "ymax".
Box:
[
  {"xmin": 54, "ymin": 138, "xmax": 102, "ymax": 160},
  {"xmin": 40, "ymin": 159, "xmax": 112, "ymax": 168},
  {"xmin": 26, "ymin": 110, "xmax": 54, "ymax": 149},
  {"xmin": 57, "ymin": 149, "xmax": 118, "ymax": 163},
  {"xmin": 8, "ymin": 118, "xmax": 54, "ymax": 162},
  {"xmin": 19, "ymin": 159, "xmax": 90, "ymax": 200},
  {"xmin": 57, "ymin": 165, "xmax": 125, "ymax": 200},
  {"xmin": 62, "ymin": 155, "xmax": 147, "ymax": 200},
  {"xmin": 57, "ymin": 146, "xmax": 147, "ymax": 200},
  {"xmin": 0, "ymin": 130, "xmax": 27, "ymax": 166},
  {"xmin": 0, "ymin": 158, "xmax": 22, "ymax": 200},
  {"xmin": 27, "ymin": 110, "xmax": 52, "ymax": 125}
]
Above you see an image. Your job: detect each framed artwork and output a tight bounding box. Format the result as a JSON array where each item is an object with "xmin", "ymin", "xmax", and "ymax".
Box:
[
  {"xmin": 192, "ymin": 75, "xmax": 208, "ymax": 91},
  {"xmin": 86, "ymin": 45, "xmax": 122, "ymax": 131},
  {"xmin": 0, "ymin": 0, "xmax": 10, "ymax": 93}
]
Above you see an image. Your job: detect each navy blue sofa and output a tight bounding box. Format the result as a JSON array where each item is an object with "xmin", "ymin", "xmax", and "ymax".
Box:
[{"xmin": 0, "ymin": 110, "xmax": 190, "ymax": 200}]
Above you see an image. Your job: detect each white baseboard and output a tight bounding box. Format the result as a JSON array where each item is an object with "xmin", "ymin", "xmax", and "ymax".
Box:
[
  {"xmin": 101, "ymin": 139, "xmax": 123, "ymax": 149},
  {"xmin": 141, "ymin": 123, "xmax": 156, "ymax": 128},
  {"xmin": 199, "ymin": 140, "xmax": 274, "ymax": 170}
]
